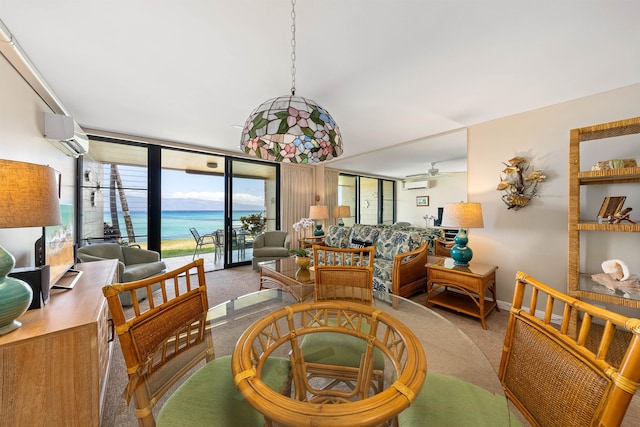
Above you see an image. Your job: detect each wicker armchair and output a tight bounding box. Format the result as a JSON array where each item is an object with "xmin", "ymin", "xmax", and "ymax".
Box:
[
  {"xmin": 391, "ymin": 242, "xmax": 428, "ymax": 298},
  {"xmin": 499, "ymin": 271, "xmax": 640, "ymax": 427},
  {"xmin": 433, "ymin": 238, "xmax": 454, "ymax": 257},
  {"xmin": 102, "ymin": 259, "xmax": 291, "ymax": 427}
]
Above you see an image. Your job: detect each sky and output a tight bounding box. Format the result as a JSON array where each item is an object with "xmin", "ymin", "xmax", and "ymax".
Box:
[
  {"xmin": 161, "ymin": 169, "xmax": 264, "ymax": 208},
  {"xmin": 101, "ymin": 165, "xmax": 265, "ymax": 211}
]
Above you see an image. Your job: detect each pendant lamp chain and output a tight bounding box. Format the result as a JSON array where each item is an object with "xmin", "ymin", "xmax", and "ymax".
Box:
[{"xmin": 290, "ymin": 0, "xmax": 296, "ymax": 96}]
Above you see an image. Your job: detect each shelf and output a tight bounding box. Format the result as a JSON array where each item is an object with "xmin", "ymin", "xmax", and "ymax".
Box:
[
  {"xmin": 575, "ymin": 222, "xmax": 640, "ymax": 232},
  {"xmin": 577, "ymin": 273, "xmax": 640, "ymax": 303},
  {"xmin": 578, "ymin": 167, "xmax": 640, "ymax": 185}
]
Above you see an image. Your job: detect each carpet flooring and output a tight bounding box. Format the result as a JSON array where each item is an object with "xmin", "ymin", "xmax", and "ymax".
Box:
[{"xmin": 100, "ymin": 265, "xmax": 639, "ymax": 427}]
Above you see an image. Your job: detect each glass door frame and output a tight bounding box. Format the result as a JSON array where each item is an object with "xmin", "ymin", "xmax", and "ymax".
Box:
[{"xmin": 223, "ymin": 157, "xmax": 280, "ymax": 268}]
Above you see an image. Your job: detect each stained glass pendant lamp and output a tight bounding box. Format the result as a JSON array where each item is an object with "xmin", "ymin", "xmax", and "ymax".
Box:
[{"xmin": 240, "ymin": 0, "xmax": 343, "ymax": 164}]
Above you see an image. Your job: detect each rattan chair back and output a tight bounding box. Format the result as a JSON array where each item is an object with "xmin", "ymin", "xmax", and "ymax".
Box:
[
  {"xmin": 314, "ymin": 264, "xmax": 374, "ymax": 304},
  {"xmin": 232, "ymin": 300, "xmax": 427, "ymax": 427},
  {"xmin": 102, "ymin": 259, "xmax": 213, "ymax": 427},
  {"xmin": 499, "ymin": 271, "xmax": 640, "ymax": 427},
  {"xmin": 313, "ymin": 244, "xmax": 375, "ymax": 267},
  {"xmin": 433, "ymin": 238, "xmax": 454, "ymax": 257}
]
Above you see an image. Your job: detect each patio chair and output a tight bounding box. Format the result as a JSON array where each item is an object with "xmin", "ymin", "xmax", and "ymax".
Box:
[
  {"xmin": 499, "ymin": 271, "xmax": 640, "ymax": 426},
  {"xmin": 102, "ymin": 259, "xmax": 291, "ymax": 427},
  {"xmin": 189, "ymin": 227, "xmax": 216, "ymax": 260}
]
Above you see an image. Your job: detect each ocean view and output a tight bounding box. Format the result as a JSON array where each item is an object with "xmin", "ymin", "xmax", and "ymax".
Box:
[{"xmin": 104, "ymin": 210, "xmax": 263, "ymax": 242}]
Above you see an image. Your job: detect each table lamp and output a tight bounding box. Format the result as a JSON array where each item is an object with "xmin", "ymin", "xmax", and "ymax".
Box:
[
  {"xmin": 441, "ymin": 202, "xmax": 484, "ymax": 266},
  {"xmin": 333, "ymin": 205, "xmax": 351, "ymax": 226},
  {"xmin": 309, "ymin": 205, "xmax": 329, "ymax": 236},
  {"xmin": 0, "ymin": 159, "xmax": 62, "ymax": 335}
]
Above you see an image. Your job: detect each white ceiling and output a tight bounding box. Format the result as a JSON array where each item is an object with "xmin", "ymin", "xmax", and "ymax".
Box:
[{"xmin": 1, "ymin": 1, "xmax": 638, "ymax": 179}]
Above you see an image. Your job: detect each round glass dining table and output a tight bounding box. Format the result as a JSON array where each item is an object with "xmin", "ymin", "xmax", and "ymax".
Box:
[{"xmin": 206, "ymin": 286, "xmax": 512, "ymax": 425}]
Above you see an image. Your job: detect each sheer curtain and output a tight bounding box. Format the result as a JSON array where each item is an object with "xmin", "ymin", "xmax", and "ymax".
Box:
[
  {"xmin": 325, "ymin": 168, "xmax": 339, "ymax": 226},
  {"xmin": 281, "ymin": 163, "xmax": 315, "ymax": 250}
]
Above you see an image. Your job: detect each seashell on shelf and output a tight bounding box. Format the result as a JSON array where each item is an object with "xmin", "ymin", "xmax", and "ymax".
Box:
[{"xmin": 601, "ymin": 259, "xmax": 630, "ymax": 281}]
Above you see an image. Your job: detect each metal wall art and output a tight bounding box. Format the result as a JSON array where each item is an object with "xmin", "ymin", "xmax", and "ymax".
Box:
[{"xmin": 497, "ymin": 156, "xmax": 546, "ymax": 210}]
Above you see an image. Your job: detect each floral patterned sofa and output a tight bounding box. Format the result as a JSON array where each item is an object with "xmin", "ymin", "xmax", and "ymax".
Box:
[{"xmin": 311, "ymin": 224, "xmax": 443, "ymax": 297}]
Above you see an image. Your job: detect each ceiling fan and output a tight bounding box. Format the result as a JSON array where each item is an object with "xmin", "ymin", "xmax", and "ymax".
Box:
[{"xmin": 404, "ymin": 162, "xmax": 465, "ymax": 182}]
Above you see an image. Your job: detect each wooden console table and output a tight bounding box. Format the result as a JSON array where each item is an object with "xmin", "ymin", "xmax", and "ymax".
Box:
[
  {"xmin": 426, "ymin": 257, "xmax": 499, "ymax": 329},
  {"xmin": 0, "ymin": 259, "xmax": 118, "ymax": 427}
]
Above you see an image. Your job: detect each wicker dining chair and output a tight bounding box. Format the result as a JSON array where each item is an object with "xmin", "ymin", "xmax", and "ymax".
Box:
[
  {"xmin": 102, "ymin": 259, "xmax": 291, "ymax": 427},
  {"xmin": 499, "ymin": 271, "xmax": 640, "ymax": 427},
  {"xmin": 314, "ymin": 264, "xmax": 374, "ymax": 304},
  {"xmin": 299, "ymin": 245, "xmax": 384, "ymax": 395}
]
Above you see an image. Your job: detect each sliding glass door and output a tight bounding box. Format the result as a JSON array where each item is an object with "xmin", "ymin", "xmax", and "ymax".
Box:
[{"xmin": 224, "ymin": 158, "xmax": 279, "ymax": 268}]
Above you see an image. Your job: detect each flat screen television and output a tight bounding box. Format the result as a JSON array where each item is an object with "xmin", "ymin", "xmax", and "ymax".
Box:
[{"xmin": 38, "ymin": 204, "xmax": 79, "ymax": 288}]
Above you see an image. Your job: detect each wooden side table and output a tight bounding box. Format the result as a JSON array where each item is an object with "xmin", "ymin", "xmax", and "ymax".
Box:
[
  {"xmin": 299, "ymin": 236, "xmax": 325, "ymax": 249},
  {"xmin": 426, "ymin": 258, "xmax": 499, "ymax": 329}
]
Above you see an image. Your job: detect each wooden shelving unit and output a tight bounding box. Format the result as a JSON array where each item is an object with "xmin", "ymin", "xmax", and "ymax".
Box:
[{"xmin": 568, "ymin": 116, "xmax": 640, "ymax": 308}]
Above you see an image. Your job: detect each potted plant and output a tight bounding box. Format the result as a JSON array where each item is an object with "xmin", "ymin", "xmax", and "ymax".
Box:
[
  {"xmin": 290, "ymin": 248, "xmax": 311, "ymax": 269},
  {"xmin": 239, "ymin": 213, "xmax": 266, "ymax": 235}
]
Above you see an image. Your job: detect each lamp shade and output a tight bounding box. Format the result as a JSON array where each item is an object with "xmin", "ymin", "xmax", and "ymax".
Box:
[
  {"xmin": 0, "ymin": 159, "xmax": 62, "ymax": 228},
  {"xmin": 441, "ymin": 203, "xmax": 484, "ymax": 229},
  {"xmin": 309, "ymin": 205, "xmax": 329, "ymax": 220},
  {"xmin": 241, "ymin": 96, "xmax": 343, "ymax": 164},
  {"xmin": 0, "ymin": 159, "xmax": 62, "ymax": 335},
  {"xmin": 333, "ymin": 205, "xmax": 351, "ymax": 218}
]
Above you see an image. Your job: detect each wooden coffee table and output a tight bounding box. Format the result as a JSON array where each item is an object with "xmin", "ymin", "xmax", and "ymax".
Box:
[{"xmin": 258, "ymin": 257, "xmax": 315, "ymax": 302}]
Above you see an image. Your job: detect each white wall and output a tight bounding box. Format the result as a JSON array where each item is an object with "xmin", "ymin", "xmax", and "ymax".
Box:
[
  {"xmin": 467, "ymin": 83, "xmax": 640, "ymax": 311},
  {"xmin": 395, "ymin": 173, "xmax": 467, "ymax": 227},
  {"xmin": 0, "ymin": 54, "xmax": 76, "ymax": 268}
]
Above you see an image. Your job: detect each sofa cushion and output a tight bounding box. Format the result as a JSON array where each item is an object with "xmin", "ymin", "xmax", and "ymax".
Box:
[
  {"xmin": 122, "ymin": 261, "xmax": 166, "ymax": 283},
  {"xmin": 372, "ymin": 259, "xmax": 394, "ymax": 292},
  {"xmin": 324, "ymin": 225, "xmax": 351, "ymax": 248},
  {"xmin": 261, "ymin": 231, "xmax": 288, "ymax": 247},
  {"xmin": 253, "ymin": 247, "xmax": 290, "ymax": 258},
  {"xmin": 348, "ymin": 225, "xmax": 380, "ymax": 248},
  {"xmin": 78, "ymin": 243, "xmax": 126, "ymax": 263},
  {"xmin": 375, "ymin": 229, "xmax": 424, "ymax": 261},
  {"xmin": 156, "ymin": 355, "xmax": 291, "ymax": 427}
]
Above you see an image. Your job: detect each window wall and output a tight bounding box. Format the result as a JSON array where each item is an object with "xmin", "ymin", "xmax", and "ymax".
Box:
[
  {"xmin": 338, "ymin": 174, "xmax": 395, "ymax": 225},
  {"xmin": 79, "ymin": 138, "xmax": 280, "ymax": 271}
]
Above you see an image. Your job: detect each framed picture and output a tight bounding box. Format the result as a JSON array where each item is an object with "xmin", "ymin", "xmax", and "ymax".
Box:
[
  {"xmin": 598, "ymin": 196, "xmax": 626, "ymax": 219},
  {"xmin": 416, "ymin": 196, "xmax": 429, "ymax": 207}
]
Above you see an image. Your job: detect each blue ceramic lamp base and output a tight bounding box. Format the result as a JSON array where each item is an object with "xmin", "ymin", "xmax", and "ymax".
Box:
[{"xmin": 450, "ymin": 229, "xmax": 473, "ymax": 267}]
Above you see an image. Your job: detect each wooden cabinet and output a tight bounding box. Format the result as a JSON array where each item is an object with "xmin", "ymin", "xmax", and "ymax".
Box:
[
  {"xmin": 568, "ymin": 116, "xmax": 640, "ymax": 309},
  {"xmin": 0, "ymin": 259, "xmax": 118, "ymax": 427}
]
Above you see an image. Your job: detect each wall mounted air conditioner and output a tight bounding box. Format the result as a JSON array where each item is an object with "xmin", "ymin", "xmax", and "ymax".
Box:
[
  {"xmin": 44, "ymin": 112, "xmax": 89, "ymax": 158},
  {"xmin": 403, "ymin": 180, "xmax": 431, "ymax": 190}
]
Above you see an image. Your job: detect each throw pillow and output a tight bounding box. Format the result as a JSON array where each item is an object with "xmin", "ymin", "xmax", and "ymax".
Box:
[{"xmin": 349, "ymin": 238, "xmax": 372, "ymax": 248}]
